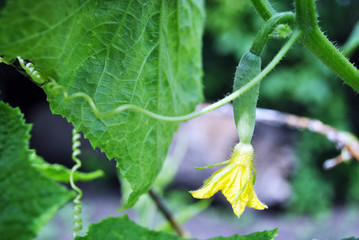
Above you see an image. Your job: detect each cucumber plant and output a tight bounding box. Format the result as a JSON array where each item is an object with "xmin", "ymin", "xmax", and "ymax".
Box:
[{"xmin": 0, "ymin": 0, "xmax": 358, "ymax": 239}]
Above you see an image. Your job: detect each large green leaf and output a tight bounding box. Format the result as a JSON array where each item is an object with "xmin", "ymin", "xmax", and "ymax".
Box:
[
  {"xmin": 0, "ymin": 0, "xmax": 204, "ymax": 207},
  {"xmin": 76, "ymin": 215, "xmax": 278, "ymax": 240},
  {"xmin": 0, "ymin": 101, "xmax": 73, "ymax": 240},
  {"xmin": 209, "ymin": 229, "xmax": 278, "ymax": 240}
]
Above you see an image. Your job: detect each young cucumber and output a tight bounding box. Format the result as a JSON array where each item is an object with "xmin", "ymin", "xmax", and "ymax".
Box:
[{"xmin": 233, "ymin": 51, "xmax": 261, "ymax": 144}]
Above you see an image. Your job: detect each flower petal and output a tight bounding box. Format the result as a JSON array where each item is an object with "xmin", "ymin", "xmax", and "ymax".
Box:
[
  {"xmin": 190, "ymin": 164, "xmax": 234, "ymax": 199},
  {"xmin": 221, "ymin": 165, "xmax": 245, "ymax": 217},
  {"xmin": 190, "ymin": 142, "xmax": 267, "ymax": 218},
  {"xmin": 245, "ymin": 184, "xmax": 267, "ymax": 210}
]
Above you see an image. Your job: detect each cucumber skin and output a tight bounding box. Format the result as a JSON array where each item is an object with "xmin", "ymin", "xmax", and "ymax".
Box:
[{"xmin": 233, "ymin": 51, "xmax": 261, "ymax": 144}]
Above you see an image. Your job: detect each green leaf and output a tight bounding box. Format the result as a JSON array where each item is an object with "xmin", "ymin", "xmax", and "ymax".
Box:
[
  {"xmin": 0, "ymin": 101, "xmax": 73, "ymax": 240},
  {"xmin": 0, "ymin": 0, "xmax": 204, "ymax": 207},
  {"xmin": 75, "ymin": 215, "xmax": 278, "ymax": 240},
  {"xmin": 208, "ymin": 229, "xmax": 278, "ymax": 240},
  {"xmin": 76, "ymin": 215, "xmax": 184, "ymax": 240},
  {"xmin": 30, "ymin": 151, "xmax": 104, "ymax": 183}
]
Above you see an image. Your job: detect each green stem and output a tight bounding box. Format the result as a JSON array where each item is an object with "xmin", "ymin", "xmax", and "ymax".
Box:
[
  {"xmin": 294, "ymin": 0, "xmax": 317, "ymax": 33},
  {"xmin": 46, "ymin": 30, "xmax": 301, "ymax": 123},
  {"xmin": 295, "ymin": 0, "xmax": 359, "ymax": 92},
  {"xmin": 250, "ymin": 0, "xmax": 276, "ymax": 20},
  {"xmin": 250, "ymin": 12, "xmax": 295, "ymax": 56}
]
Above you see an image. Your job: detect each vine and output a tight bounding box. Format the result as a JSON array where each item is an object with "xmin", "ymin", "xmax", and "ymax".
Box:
[{"xmin": 41, "ymin": 30, "xmax": 301, "ymax": 123}]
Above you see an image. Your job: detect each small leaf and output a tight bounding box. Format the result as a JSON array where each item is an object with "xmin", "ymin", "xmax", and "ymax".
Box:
[
  {"xmin": 0, "ymin": 0, "xmax": 205, "ymax": 207},
  {"xmin": 76, "ymin": 215, "xmax": 278, "ymax": 240},
  {"xmin": 30, "ymin": 151, "xmax": 104, "ymax": 183},
  {"xmin": 0, "ymin": 101, "xmax": 73, "ymax": 240}
]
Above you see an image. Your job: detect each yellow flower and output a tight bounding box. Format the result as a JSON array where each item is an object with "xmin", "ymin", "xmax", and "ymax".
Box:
[{"xmin": 190, "ymin": 143, "xmax": 267, "ymax": 217}]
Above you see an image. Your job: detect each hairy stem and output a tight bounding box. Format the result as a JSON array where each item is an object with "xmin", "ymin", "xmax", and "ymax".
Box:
[
  {"xmin": 295, "ymin": 0, "xmax": 359, "ymax": 92},
  {"xmin": 294, "ymin": 0, "xmax": 317, "ymax": 32},
  {"xmin": 250, "ymin": 12, "xmax": 295, "ymax": 56},
  {"xmin": 250, "ymin": 0, "xmax": 276, "ymax": 20}
]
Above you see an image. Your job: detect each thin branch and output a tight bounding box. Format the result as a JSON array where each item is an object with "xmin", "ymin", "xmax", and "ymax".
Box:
[
  {"xmin": 148, "ymin": 189, "xmax": 185, "ymax": 237},
  {"xmin": 197, "ymin": 104, "xmax": 359, "ymax": 169},
  {"xmin": 255, "ymin": 108, "xmax": 359, "ymax": 168}
]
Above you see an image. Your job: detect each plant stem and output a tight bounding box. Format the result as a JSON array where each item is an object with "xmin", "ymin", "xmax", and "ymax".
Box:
[
  {"xmin": 250, "ymin": 0, "xmax": 276, "ymax": 20},
  {"xmin": 295, "ymin": 0, "xmax": 359, "ymax": 92},
  {"xmin": 47, "ymin": 30, "xmax": 301, "ymax": 123},
  {"xmin": 294, "ymin": 0, "xmax": 317, "ymax": 33},
  {"xmin": 148, "ymin": 189, "xmax": 185, "ymax": 237},
  {"xmin": 250, "ymin": 12, "xmax": 295, "ymax": 56}
]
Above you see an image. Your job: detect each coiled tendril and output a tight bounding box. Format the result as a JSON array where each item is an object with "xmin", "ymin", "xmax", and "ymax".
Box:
[
  {"xmin": 7, "ymin": 33, "xmax": 300, "ymax": 124},
  {"xmin": 70, "ymin": 128, "xmax": 83, "ymax": 237},
  {"xmin": 17, "ymin": 57, "xmax": 46, "ymax": 84}
]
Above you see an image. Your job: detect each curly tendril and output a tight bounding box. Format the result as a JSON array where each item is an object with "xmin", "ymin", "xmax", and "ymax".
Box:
[
  {"xmin": 2, "ymin": 30, "xmax": 301, "ymax": 125},
  {"xmin": 42, "ymin": 30, "xmax": 301, "ymax": 123},
  {"xmin": 70, "ymin": 128, "xmax": 83, "ymax": 237},
  {"xmin": 17, "ymin": 57, "xmax": 46, "ymax": 84}
]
